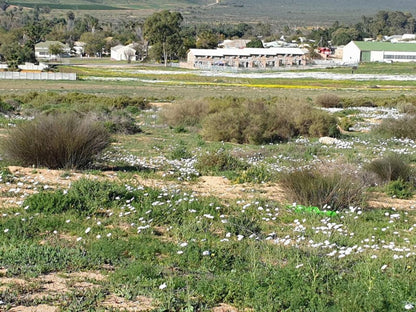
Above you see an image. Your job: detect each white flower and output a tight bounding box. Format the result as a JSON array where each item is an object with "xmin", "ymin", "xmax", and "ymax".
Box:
[
  {"xmin": 405, "ymin": 303, "xmax": 414, "ymax": 310},
  {"xmin": 66, "ymin": 219, "xmax": 71, "ymax": 223},
  {"xmin": 4, "ymin": 229, "xmax": 9, "ymax": 233},
  {"xmin": 96, "ymin": 234, "xmax": 101, "ymax": 239},
  {"xmin": 76, "ymin": 237, "xmax": 82, "ymax": 242},
  {"xmin": 202, "ymin": 250, "xmax": 210, "ymax": 256},
  {"xmin": 85, "ymin": 227, "xmax": 91, "ymax": 234},
  {"xmin": 177, "ymin": 250, "xmax": 184, "ymax": 255},
  {"xmin": 295, "ymin": 264, "xmax": 304, "ymax": 269},
  {"xmin": 106, "ymin": 233, "xmax": 112, "ymax": 237},
  {"xmin": 237, "ymin": 235, "xmax": 244, "ymax": 241},
  {"xmin": 159, "ymin": 282, "xmax": 167, "ymax": 290},
  {"xmin": 381, "ymin": 264, "xmax": 388, "ymax": 271}
]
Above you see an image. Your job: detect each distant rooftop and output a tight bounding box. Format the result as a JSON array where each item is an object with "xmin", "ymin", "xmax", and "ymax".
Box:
[{"xmin": 353, "ymin": 41, "xmax": 416, "ymax": 52}]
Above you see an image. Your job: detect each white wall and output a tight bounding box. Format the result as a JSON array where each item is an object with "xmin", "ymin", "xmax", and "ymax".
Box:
[
  {"xmin": 342, "ymin": 42, "xmax": 361, "ymax": 64},
  {"xmin": 371, "ymin": 51, "xmax": 384, "ymax": 62}
]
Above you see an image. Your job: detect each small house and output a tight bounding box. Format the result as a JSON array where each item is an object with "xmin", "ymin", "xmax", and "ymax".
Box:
[
  {"xmin": 35, "ymin": 41, "xmax": 70, "ymax": 60},
  {"xmin": 111, "ymin": 44, "xmax": 136, "ymax": 61}
]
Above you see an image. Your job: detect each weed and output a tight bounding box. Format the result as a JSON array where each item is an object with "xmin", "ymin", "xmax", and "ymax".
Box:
[{"xmin": 386, "ymin": 179, "xmax": 414, "ymax": 199}]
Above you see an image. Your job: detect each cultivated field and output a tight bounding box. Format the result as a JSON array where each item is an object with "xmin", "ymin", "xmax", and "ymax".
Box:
[{"xmin": 1, "ymin": 62, "xmax": 416, "ymax": 311}]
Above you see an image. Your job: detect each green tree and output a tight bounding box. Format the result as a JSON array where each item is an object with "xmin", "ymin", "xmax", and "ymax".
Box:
[
  {"xmin": 80, "ymin": 31, "xmax": 105, "ymax": 57},
  {"xmin": 196, "ymin": 30, "xmax": 218, "ymax": 49},
  {"xmin": 143, "ymin": 10, "xmax": 183, "ymax": 66},
  {"xmin": 331, "ymin": 27, "xmax": 360, "ymax": 45},
  {"xmin": 246, "ymin": 38, "xmax": 263, "ymax": 48},
  {"xmin": 48, "ymin": 42, "xmax": 64, "ymax": 58}
]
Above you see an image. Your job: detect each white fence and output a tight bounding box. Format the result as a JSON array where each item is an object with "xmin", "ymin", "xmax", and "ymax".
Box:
[{"xmin": 0, "ymin": 72, "xmax": 76, "ymax": 81}]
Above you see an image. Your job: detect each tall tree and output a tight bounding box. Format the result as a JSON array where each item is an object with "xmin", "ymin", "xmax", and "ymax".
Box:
[{"xmin": 143, "ymin": 10, "xmax": 183, "ymax": 66}]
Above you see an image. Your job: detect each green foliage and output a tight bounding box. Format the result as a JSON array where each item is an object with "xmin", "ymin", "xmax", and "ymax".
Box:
[
  {"xmin": 0, "ymin": 245, "xmax": 95, "ymax": 277},
  {"xmin": 373, "ymin": 116, "xmax": 416, "ymax": 140},
  {"xmin": 144, "ymin": 10, "xmax": 183, "ymax": 65},
  {"xmin": 196, "ymin": 149, "xmax": 248, "ymax": 175},
  {"xmin": 246, "ymin": 38, "xmax": 264, "ymax": 48},
  {"xmin": 225, "ymin": 214, "xmax": 262, "ymax": 237},
  {"xmin": 365, "ymin": 153, "xmax": 413, "ymax": 183},
  {"xmin": 234, "ymin": 165, "xmax": 275, "ymax": 184},
  {"xmin": 280, "ymin": 167, "xmax": 366, "ymax": 210},
  {"xmin": 24, "ymin": 178, "xmax": 132, "ymax": 215},
  {"xmin": 168, "ymin": 142, "xmax": 192, "ymax": 160},
  {"xmin": 386, "ymin": 178, "xmax": 414, "ymax": 199},
  {"xmin": 1, "ymin": 113, "xmax": 110, "ymax": 169}
]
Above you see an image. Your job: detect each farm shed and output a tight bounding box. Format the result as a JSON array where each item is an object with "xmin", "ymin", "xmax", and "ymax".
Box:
[
  {"xmin": 111, "ymin": 44, "xmax": 136, "ymax": 61},
  {"xmin": 343, "ymin": 41, "xmax": 416, "ymax": 63},
  {"xmin": 187, "ymin": 47, "xmax": 306, "ymax": 69},
  {"xmin": 35, "ymin": 41, "xmax": 70, "ymax": 60}
]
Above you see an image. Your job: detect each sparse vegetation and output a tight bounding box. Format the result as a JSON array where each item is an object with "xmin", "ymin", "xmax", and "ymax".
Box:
[{"xmin": 373, "ymin": 115, "xmax": 416, "ymax": 140}]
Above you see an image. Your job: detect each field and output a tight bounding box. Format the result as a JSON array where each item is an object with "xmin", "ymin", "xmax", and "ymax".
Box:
[{"xmin": 1, "ymin": 62, "xmax": 416, "ymax": 311}]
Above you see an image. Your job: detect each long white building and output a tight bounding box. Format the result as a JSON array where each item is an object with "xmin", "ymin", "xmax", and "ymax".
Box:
[{"xmin": 187, "ymin": 48, "xmax": 306, "ymax": 69}]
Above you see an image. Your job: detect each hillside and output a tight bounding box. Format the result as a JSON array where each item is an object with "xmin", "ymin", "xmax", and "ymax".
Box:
[{"xmin": 9, "ymin": 0, "xmax": 416, "ymax": 25}]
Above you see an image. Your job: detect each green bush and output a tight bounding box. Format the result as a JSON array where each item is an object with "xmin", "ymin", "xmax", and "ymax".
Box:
[
  {"xmin": 280, "ymin": 167, "xmax": 366, "ymax": 211},
  {"xmin": 201, "ymin": 100, "xmax": 337, "ymax": 144},
  {"xmin": 315, "ymin": 94, "xmax": 341, "ymax": 108},
  {"xmin": 196, "ymin": 149, "xmax": 248, "ymax": 174},
  {"xmin": 1, "ymin": 113, "xmax": 110, "ymax": 169},
  {"xmin": 386, "ymin": 179, "xmax": 414, "ymax": 199},
  {"xmin": 365, "ymin": 154, "xmax": 413, "ymax": 183},
  {"xmin": 372, "ymin": 116, "xmax": 416, "ymax": 139}
]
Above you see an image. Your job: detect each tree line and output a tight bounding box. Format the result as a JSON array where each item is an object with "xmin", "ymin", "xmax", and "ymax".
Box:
[{"xmin": 0, "ymin": 5, "xmax": 414, "ymax": 67}]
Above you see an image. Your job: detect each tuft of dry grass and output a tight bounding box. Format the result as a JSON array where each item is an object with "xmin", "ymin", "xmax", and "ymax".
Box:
[{"xmin": 1, "ymin": 113, "xmax": 110, "ymax": 169}]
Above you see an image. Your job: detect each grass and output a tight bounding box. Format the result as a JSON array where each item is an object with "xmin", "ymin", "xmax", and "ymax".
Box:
[{"xmin": 2, "ymin": 65, "xmax": 416, "ymax": 310}]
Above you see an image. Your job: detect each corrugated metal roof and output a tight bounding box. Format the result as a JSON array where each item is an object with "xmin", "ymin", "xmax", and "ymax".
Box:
[
  {"xmin": 353, "ymin": 41, "xmax": 416, "ymax": 52},
  {"xmin": 189, "ymin": 47, "xmax": 304, "ymax": 57}
]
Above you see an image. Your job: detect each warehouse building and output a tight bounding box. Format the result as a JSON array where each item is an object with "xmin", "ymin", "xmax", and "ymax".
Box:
[{"xmin": 343, "ymin": 41, "xmax": 416, "ymax": 63}]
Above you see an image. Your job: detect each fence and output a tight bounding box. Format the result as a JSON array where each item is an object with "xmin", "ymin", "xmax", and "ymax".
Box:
[{"xmin": 0, "ymin": 72, "xmax": 76, "ymax": 81}]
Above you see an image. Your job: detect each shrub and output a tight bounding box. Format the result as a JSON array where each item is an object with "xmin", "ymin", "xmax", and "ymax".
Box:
[
  {"xmin": 386, "ymin": 179, "xmax": 414, "ymax": 199},
  {"xmin": 365, "ymin": 154, "xmax": 413, "ymax": 183},
  {"xmin": 161, "ymin": 100, "xmax": 209, "ymax": 127},
  {"xmin": 315, "ymin": 94, "xmax": 341, "ymax": 108},
  {"xmin": 1, "ymin": 113, "xmax": 110, "ymax": 169},
  {"xmin": 200, "ymin": 100, "xmax": 337, "ymax": 144},
  {"xmin": 196, "ymin": 149, "xmax": 248, "ymax": 174},
  {"xmin": 280, "ymin": 167, "xmax": 366, "ymax": 211},
  {"xmin": 373, "ymin": 116, "xmax": 416, "ymax": 139}
]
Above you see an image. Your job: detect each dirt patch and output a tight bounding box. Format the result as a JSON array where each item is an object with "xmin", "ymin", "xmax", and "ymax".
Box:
[
  {"xmin": 101, "ymin": 294, "xmax": 155, "ymax": 311},
  {"xmin": 8, "ymin": 305, "xmax": 58, "ymax": 312},
  {"xmin": 368, "ymin": 192, "xmax": 416, "ymax": 210},
  {"xmin": 212, "ymin": 303, "xmax": 240, "ymax": 312}
]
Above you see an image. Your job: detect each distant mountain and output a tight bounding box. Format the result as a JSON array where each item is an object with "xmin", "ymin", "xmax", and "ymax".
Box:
[{"xmin": 9, "ymin": 0, "xmax": 416, "ymax": 25}]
